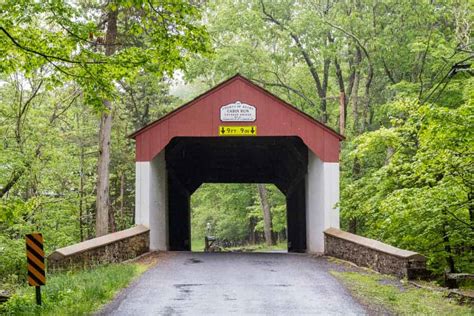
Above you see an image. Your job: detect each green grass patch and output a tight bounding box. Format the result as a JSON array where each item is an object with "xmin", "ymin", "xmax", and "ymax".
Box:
[
  {"xmin": 0, "ymin": 263, "xmax": 147, "ymax": 315},
  {"xmin": 331, "ymin": 271, "xmax": 473, "ymax": 315},
  {"xmin": 223, "ymin": 241, "xmax": 287, "ymax": 252},
  {"xmin": 191, "ymin": 238, "xmax": 205, "ymax": 251},
  {"xmin": 191, "ymin": 238, "xmax": 287, "ymax": 252}
]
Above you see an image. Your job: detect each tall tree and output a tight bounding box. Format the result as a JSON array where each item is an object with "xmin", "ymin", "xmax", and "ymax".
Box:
[
  {"xmin": 257, "ymin": 184, "xmax": 274, "ymax": 246},
  {"xmin": 96, "ymin": 8, "xmax": 118, "ymax": 236},
  {"xmin": 184, "ymin": 0, "xmax": 473, "ymax": 273},
  {"xmin": 1, "ymin": 0, "xmax": 209, "ymax": 236}
]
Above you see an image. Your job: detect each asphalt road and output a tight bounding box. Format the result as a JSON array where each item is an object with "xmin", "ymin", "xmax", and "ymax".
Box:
[{"xmin": 99, "ymin": 252, "xmax": 366, "ymax": 315}]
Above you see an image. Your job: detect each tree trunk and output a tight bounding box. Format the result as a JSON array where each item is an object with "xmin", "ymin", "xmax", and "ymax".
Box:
[
  {"xmin": 339, "ymin": 92, "xmax": 346, "ymax": 135},
  {"xmin": 320, "ymin": 58, "xmax": 330, "ymax": 123},
  {"xmin": 328, "ymin": 32, "xmax": 347, "ymax": 133},
  {"xmin": 362, "ymin": 65, "xmax": 374, "ymax": 131},
  {"xmin": 442, "ymin": 223, "xmax": 456, "ymax": 273},
  {"xmin": 348, "ymin": 218, "xmax": 357, "ymax": 234},
  {"xmin": 79, "ymin": 138, "xmax": 85, "ymax": 241},
  {"xmin": 351, "ymin": 47, "xmax": 362, "ymax": 133},
  {"xmin": 96, "ymin": 108, "xmax": 112, "ymax": 236},
  {"xmin": 468, "ymin": 191, "xmax": 473, "ymax": 227},
  {"xmin": 119, "ymin": 172, "xmax": 125, "ymax": 228},
  {"xmin": 257, "ymin": 184, "xmax": 274, "ymax": 246},
  {"xmin": 334, "ymin": 56, "xmax": 347, "ymax": 135},
  {"xmin": 260, "ymin": 4, "xmax": 330, "ymax": 123},
  {"xmin": 348, "ymin": 157, "xmax": 362, "ymax": 234},
  {"xmin": 249, "ymin": 217, "xmax": 257, "ymax": 245},
  {"xmin": 95, "ymin": 9, "xmax": 118, "ymax": 237}
]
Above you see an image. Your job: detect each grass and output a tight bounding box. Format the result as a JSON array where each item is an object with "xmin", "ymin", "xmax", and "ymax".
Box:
[
  {"xmin": 191, "ymin": 237, "xmax": 287, "ymax": 253},
  {"xmin": 0, "ymin": 263, "xmax": 148, "ymax": 315},
  {"xmin": 331, "ymin": 270, "xmax": 474, "ymax": 315},
  {"xmin": 223, "ymin": 241, "xmax": 287, "ymax": 252},
  {"xmin": 191, "ymin": 238, "xmax": 205, "ymax": 251}
]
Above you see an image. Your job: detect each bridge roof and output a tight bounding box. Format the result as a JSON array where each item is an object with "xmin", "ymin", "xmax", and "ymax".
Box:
[{"xmin": 130, "ymin": 74, "xmax": 343, "ymax": 162}]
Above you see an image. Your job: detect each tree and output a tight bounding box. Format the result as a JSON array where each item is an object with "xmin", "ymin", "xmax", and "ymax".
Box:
[
  {"xmin": 1, "ymin": 0, "xmax": 209, "ymax": 236},
  {"xmin": 0, "ymin": 71, "xmax": 98, "ymax": 285},
  {"xmin": 257, "ymin": 184, "xmax": 274, "ymax": 246},
  {"xmin": 340, "ymin": 73, "xmax": 474, "ymax": 274},
  {"xmin": 184, "ymin": 0, "xmax": 473, "ymax": 273}
]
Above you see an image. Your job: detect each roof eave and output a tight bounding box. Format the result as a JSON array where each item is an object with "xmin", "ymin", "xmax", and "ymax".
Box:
[{"xmin": 128, "ymin": 73, "xmax": 345, "ymax": 141}]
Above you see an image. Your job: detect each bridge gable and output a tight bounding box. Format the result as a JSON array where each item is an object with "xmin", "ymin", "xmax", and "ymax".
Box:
[{"xmin": 131, "ymin": 74, "xmax": 343, "ymax": 162}]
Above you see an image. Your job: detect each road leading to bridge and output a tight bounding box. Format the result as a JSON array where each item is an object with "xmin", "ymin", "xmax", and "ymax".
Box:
[{"xmin": 99, "ymin": 252, "xmax": 366, "ymax": 315}]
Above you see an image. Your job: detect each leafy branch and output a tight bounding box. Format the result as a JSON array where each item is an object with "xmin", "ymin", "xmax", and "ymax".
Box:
[{"xmin": 1, "ymin": 26, "xmax": 107, "ymax": 65}]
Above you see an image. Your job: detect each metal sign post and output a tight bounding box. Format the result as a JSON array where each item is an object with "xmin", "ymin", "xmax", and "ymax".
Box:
[
  {"xmin": 36, "ymin": 286, "xmax": 41, "ymax": 305},
  {"xmin": 26, "ymin": 233, "xmax": 46, "ymax": 305}
]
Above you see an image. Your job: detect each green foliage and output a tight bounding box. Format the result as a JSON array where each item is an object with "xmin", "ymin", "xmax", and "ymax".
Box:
[
  {"xmin": 0, "ymin": 236, "xmax": 25, "ymax": 288},
  {"xmin": 0, "ymin": 74, "xmax": 98, "ymax": 290},
  {"xmin": 248, "ymin": 184, "xmax": 286, "ymax": 235},
  {"xmin": 1, "ymin": 1, "xmax": 472, "ymax": 306},
  {"xmin": 1, "ymin": 0, "xmax": 210, "ymax": 110},
  {"xmin": 191, "ymin": 183, "xmax": 255, "ymax": 243},
  {"xmin": 0, "ymin": 263, "xmax": 146, "ymax": 315},
  {"xmin": 191, "ymin": 183, "xmax": 287, "ymax": 247},
  {"xmin": 340, "ymin": 77, "xmax": 474, "ymax": 274},
  {"xmin": 186, "ymin": 0, "xmax": 473, "ymax": 275},
  {"xmin": 331, "ymin": 271, "xmax": 473, "ymax": 315},
  {"xmin": 0, "ymin": 69, "xmax": 180, "ymax": 289},
  {"xmin": 0, "ymin": 0, "xmax": 208, "ymax": 291}
]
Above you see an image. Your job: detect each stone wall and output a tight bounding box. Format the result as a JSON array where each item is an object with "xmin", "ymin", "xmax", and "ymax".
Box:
[
  {"xmin": 324, "ymin": 228, "xmax": 428, "ymax": 279},
  {"xmin": 48, "ymin": 225, "xmax": 149, "ymax": 271}
]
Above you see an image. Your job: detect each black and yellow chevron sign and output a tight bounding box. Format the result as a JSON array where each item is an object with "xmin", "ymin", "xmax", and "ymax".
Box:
[{"xmin": 26, "ymin": 233, "xmax": 46, "ymax": 286}]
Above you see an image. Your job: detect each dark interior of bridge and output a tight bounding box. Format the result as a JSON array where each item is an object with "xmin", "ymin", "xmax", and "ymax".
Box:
[{"xmin": 165, "ymin": 136, "xmax": 308, "ymax": 252}]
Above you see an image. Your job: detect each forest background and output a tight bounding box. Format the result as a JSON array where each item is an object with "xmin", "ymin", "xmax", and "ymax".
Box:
[{"xmin": 1, "ymin": 0, "xmax": 472, "ymax": 291}]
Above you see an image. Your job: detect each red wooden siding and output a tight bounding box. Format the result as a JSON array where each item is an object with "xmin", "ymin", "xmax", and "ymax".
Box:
[{"xmin": 131, "ymin": 75, "xmax": 343, "ymax": 162}]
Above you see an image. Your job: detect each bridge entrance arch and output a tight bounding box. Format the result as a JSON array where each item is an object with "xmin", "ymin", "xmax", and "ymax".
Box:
[{"xmin": 130, "ymin": 74, "xmax": 343, "ymax": 253}]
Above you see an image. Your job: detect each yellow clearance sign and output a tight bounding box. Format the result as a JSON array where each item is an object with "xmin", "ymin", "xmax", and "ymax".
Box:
[{"xmin": 219, "ymin": 126, "xmax": 257, "ymax": 136}]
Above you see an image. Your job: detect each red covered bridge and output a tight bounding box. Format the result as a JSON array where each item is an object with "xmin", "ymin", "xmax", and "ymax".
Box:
[
  {"xmin": 49, "ymin": 74, "xmax": 427, "ymax": 281},
  {"xmin": 130, "ymin": 74, "xmax": 343, "ymax": 253}
]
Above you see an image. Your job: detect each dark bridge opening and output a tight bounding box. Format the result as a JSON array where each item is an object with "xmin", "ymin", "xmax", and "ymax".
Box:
[{"xmin": 165, "ymin": 136, "xmax": 308, "ymax": 253}]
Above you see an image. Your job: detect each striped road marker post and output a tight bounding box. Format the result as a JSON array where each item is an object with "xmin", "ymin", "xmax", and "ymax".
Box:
[{"xmin": 26, "ymin": 233, "xmax": 46, "ymax": 305}]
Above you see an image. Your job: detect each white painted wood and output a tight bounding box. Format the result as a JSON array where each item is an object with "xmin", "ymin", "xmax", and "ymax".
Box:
[
  {"xmin": 149, "ymin": 151, "xmax": 168, "ymax": 251},
  {"xmin": 305, "ymin": 151, "xmax": 340, "ymax": 253},
  {"xmin": 324, "ymin": 162, "xmax": 340, "ymax": 230},
  {"xmin": 135, "ymin": 152, "xmax": 168, "ymax": 251},
  {"xmin": 135, "ymin": 161, "xmax": 150, "ymax": 226}
]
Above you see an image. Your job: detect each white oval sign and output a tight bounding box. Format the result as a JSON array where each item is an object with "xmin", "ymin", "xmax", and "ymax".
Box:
[{"xmin": 220, "ymin": 101, "xmax": 256, "ymax": 122}]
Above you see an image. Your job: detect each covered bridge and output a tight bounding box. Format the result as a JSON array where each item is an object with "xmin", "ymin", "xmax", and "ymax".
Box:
[{"xmin": 130, "ymin": 74, "xmax": 343, "ymax": 253}]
